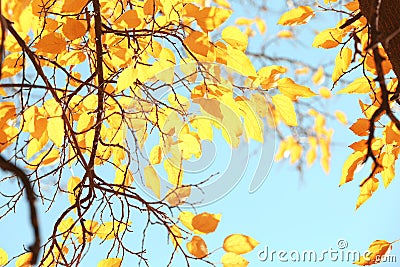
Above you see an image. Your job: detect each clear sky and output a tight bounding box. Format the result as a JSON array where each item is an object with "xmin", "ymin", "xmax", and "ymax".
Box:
[{"xmin": 1, "ymin": 1, "xmax": 400, "ymax": 267}]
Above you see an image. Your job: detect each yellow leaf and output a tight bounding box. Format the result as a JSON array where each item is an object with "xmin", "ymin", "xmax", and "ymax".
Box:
[
  {"xmin": 257, "ymin": 65, "xmax": 287, "ymax": 90},
  {"xmin": 277, "ymin": 78, "xmax": 316, "ymax": 99},
  {"xmin": 222, "ymin": 26, "xmax": 248, "ymax": 51},
  {"xmin": 149, "ymin": 145, "xmax": 163, "ymax": 165},
  {"xmin": 335, "ymin": 110, "xmax": 348, "ymax": 125},
  {"xmin": 15, "ymin": 252, "xmax": 32, "ymax": 267},
  {"xmin": 184, "ymin": 31, "xmax": 210, "ymax": 57},
  {"xmin": 336, "ymin": 76, "xmax": 376, "ymax": 94},
  {"xmin": 312, "ymin": 66, "xmax": 325, "ymax": 85},
  {"xmin": 97, "ymin": 258, "xmax": 122, "ymax": 267},
  {"xmin": 62, "ymin": 18, "xmax": 86, "ymax": 40},
  {"xmin": 339, "ymin": 151, "xmax": 366, "ymax": 186},
  {"xmin": 169, "ymin": 224, "xmax": 183, "ymax": 248},
  {"xmin": 113, "ymin": 167, "xmax": 134, "ymax": 192},
  {"xmin": 187, "ymin": 236, "xmax": 208, "ymax": 258},
  {"xmin": 194, "ymin": 7, "xmax": 232, "ymax": 32},
  {"xmin": 312, "ymin": 28, "xmax": 345, "ymax": 49},
  {"xmin": 221, "ymin": 252, "xmax": 249, "ymax": 267},
  {"xmin": 354, "ymin": 240, "xmax": 391, "ymax": 265},
  {"xmin": 332, "ymin": 47, "xmax": 352, "ymax": 82},
  {"xmin": 62, "ymin": 0, "xmax": 88, "ymax": 13},
  {"xmin": 277, "ymin": 30, "xmax": 293, "ymax": 38},
  {"xmin": 381, "ymin": 152, "xmax": 395, "ymax": 188},
  {"xmin": 164, "ymin": 158, "xmax": 183, "ymax": 186},
  {"xmin": 192, "ymin": 212, "xmax": 221, "ymax": 234},
  {"xmin": 178, "ymin": 133, "xmax": 202, "ymax": 159},
  {"xmin": 226, "ymin": 47, "xmax": 256, "ymax": 77},
  {"xmin": 0, "ymin": 248, "xmax": 7, "ymax": 267},
  {"xmin": 214, "ymin": 0, "xmax": 231, "ymax": 8},
  {"xmin": 277, "ymin": 6, "xmax": 314, "ymax": 26},
  {"xmin": 1, "ymin": 53, "xmax": 24, "ymax": 78},
  {"xmin": 34, "ymin": 32, "xmax": 67, "ymax": 54},
  {"xmin": 144, "ymin": 165, "xmax": 160, "ymax": 198},
  {"xmin": 116, "ymin": 67, "xmax": 138, "ymax": 93},
  {"xmin": 255, "ymin": 17, "xmax": 267, "ymax": 34},
  {"xmin": 96, "ymin": 221, "xmax": 131, "ymax": 240},
  {"xmin": 58, "ymin": 217, "xmax": 74, "ymax": 239},
  {"xmin": 319, "ymin": 87, "xmax": 332, "ymax": 98},
  {"xmin": 306, "ymin": 136, "xmax": 317, "ymax": 167},
  {"xmin": 272, "ymin": 94, "xmax": 297, "ymax": 126},
  {"xmin": 165, "ymin": 186, "xmax": 191, "ymax": 206},
  {"xmin": 223, "ymin": 234, "xmax": 259, "ymax": 254},
  {"xmin": 67, "ymin": 176, "xmax": 81, "ymax": 205}
]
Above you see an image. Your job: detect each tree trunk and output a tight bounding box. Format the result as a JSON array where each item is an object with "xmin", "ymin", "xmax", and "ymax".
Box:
[{"xmin": 358, "ymin": 0, "xmax": 400, "ymax": 80}]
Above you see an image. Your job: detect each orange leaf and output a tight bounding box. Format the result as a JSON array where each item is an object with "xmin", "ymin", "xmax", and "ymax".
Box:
[
  {"xmin": 339, "ymin": 151, "xmax": 366, "ymax": 186},
  {"xmin": 184, "ymin": 31, "xmax": 210, "ymax": 57},
  {"xmin": 350, "ymin": 118, "xmax": 370, "ymax": 136},
  {"xmin": 192, "ymin": 212, "xmax": 221, "ymax": 234},
  {"xmin": 62, "ymin": 0, "xmax": 89, "ymax": 13},
  {"xmin": 62, "ymin": 18, "xmax": 86, "ymax": 40},
  {"xmin": 115, "ymin": 10, "xmax": 142, "ymax": 28},
  {"xmin": 312, "ymin": 28, "xmax": 344, "ymax": 49},
  {"xmin": 187, "ymin": 236, "xmax": 208, "ymax": 258},
  {"xmin": 34, "ymin": 32, "xmax": 67, "ymax": 54}
]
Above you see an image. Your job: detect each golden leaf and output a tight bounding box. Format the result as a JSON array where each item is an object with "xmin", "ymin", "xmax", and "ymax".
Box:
[
  {"xmin": 222, "ymin": 26, "xmax": 248, "ymax": 51},
  {"xmin": 67, "ymin": 176, "xmax": 81, "ymax": 205},
  {"xmin": 339, "ymin": 151, "xmax": 366, "ymax": 186},
  {"xmin": 354, "ymin": 240, "xmax": 392, "ymax": 265},
  {"xmin": 336, "ymin": 76, "xmax": 375, "ymax": 94},
  {"xmin": 0, "ymin": 248, "xmax": 8, "ymax": 267},
  {"xmin": 335, "ymin": 110, "xmax": 348, "ymax": 125},
  {"xmin": 194, "ymin": 7, "xmax": 232, "ymax": 32},
  {"xmin": 277, "ymin": 6, "xmax": 314, "ymax": 26},
  {"xmin": 272, "ymin": 94, "xmax": 298, "ymax": 126},
  {"xmin": 312, "ymin": 28, "xmax": 345, "ymax": 49},
  {"xmin": 169, "ymin": 224, "xmax": 183, "ymax": 248},
  {"xmin": 332, "ymin": 47, "xmax": 352, "ymax": 82},
  {"xmin": 15, "ymin": 252, "xmax": 32, "ymax": 267},
  {"xmin": 144, "ymin": 165, "xmax": 161, "ymax": 198},
  {"xmin": 97, "ymin": 258, "xmax": 122, "ymax": 267},
  {"xmin": 277, "ymin": 78, "xmax": 316, "ymax": 100},
  {"xmin": 223, "ymin": 234, "xmax": 259, "ymax": 254},
  {"xmin": 221, "ymin": 252, "xmax": 249, "ymax": 267}
]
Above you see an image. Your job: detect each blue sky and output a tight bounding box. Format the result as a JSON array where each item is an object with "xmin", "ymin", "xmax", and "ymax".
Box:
[{"xmin": 1, "ymin": 1, "xmax": 400, "ymax": 267}]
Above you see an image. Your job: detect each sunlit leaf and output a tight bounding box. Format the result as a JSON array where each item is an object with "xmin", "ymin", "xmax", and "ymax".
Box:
[
  {"xmin": 0, "ymin": 248, "xmax": 7, "ymax": 267},
  {"xmin": 332, "ymin": 47, "xmax": 352, "ymax": 82},
  {"xmin": 222, "ymin": 26, "xmax": 248, "ymax": 51},
  {"xmin": 192, "ymin": 212, "xmax": 221, "ymax": 234},
  {"xmin": 272, "ymin": 94, "xmax": 297, "ymax": 126},
  {"xmin": 144, "ymin": 165, "xmax": 161, "ymax": 198},
  {"xmin": 277, "ymin": 6, "xmax": 314, "ymax": 26},
  {"xmin": 221, "ymin": 252, "xmax": 249, "ymax": 267},
  {"xmin": 34, "ymin": 32, "xmax": 67, "ymax": 54},
  {"xmin": 97, "ymin": 258, "xmax": 122, "ymax": 267},
  {"xmin": 223, "ymin": 234, "xmax": 259, "ymax": 254},
  {"xmin": 354, "ymin": 240, "xmax": 392, "ymax": 265},
  {"xmin": 187, "ymin": 236, "xmax": 208, "ymax": 258}
]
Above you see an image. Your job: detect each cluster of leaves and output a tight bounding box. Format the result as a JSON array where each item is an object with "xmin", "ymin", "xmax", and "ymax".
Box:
[{"xmin": 0, "ymin": 0, "xmax": 399, "ymax": 266}]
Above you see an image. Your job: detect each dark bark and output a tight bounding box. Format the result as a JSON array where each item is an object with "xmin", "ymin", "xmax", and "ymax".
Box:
[{"xmin": 358, "ymin": 0, "xmax": 400, "ymax": 80}]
